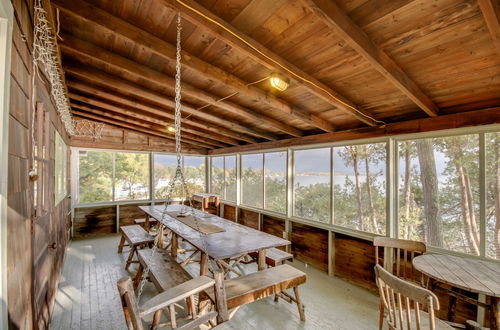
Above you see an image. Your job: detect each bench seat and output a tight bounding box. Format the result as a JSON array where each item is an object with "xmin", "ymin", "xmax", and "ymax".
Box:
[
  {"xmin": 204, "ymin": 263, "xmax": 306, "ymax": 321},
  {"xmin": 118, "ymin": 225, "xmax": 155, "ymax": 270},
  {"xmin": 134, "ymin": 218, "xmax": 158, "ymax": 230},
  {"xmin": 120, "ymin": 225, "xmax": 155, "ymax": 245},
  {"xmin": 135, "ymin": 249, "xmax": 192, "ymax": 292},
  {"xmin": 249, "ymin": 248, "xmax": 293, "ymax": 267}
]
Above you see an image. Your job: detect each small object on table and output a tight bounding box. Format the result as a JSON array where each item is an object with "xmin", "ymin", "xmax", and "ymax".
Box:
[{"xmin": 413, "ymin": 254, "xmax": 500, "ymax": 329}]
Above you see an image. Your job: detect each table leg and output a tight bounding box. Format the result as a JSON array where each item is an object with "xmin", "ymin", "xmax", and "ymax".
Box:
[
  {"xmin": 157, "ymin": 225, "xmax": 164, "ymax": 248},
  {"xmin": 200, "ymin": 252, "xmax": 209, "ymax": 276},
  {"xmin": 491, "ymin": 296, "xmax": 499, "ymax": 330},
  {"xmin": 258, "ymin": 249, "xmax": 266, "ymax": 271},
  {"xmin": 171, "ymin": 232, "xmax": 178, "ymax": 259},
  {"xmin": 145, "ymin": 214, "xmax": 150, "ymax": 231}
]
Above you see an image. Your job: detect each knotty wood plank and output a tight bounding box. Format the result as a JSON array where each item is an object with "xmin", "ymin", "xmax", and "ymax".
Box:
[
  {"xmin": 478, "ymin": 0, "xmax": 500, "ymax": 57},
  {"xmin": 300, "ymin": 0, "xmax": 439, "ymax": 117},
  {"xmin": 158, "ymin": 0, "xmax": 376, "ymax": 128}
]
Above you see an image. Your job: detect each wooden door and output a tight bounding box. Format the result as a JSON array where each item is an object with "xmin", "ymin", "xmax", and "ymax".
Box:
[{"xmin": 31, "ymin": 103, "xmax": 55, "ymax": 329}]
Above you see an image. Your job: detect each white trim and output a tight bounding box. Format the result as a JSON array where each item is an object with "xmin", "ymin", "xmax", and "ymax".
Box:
[{"xmin": 0, "ymin": 0, "xmax": 13, "ymax": 327}]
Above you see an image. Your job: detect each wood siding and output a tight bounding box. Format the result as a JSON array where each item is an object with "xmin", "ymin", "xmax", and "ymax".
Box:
[
  {"xmin": 291, "ymin": 222, "xmax": 329, "ymax": 272},
  {"xmin": 7, "ymin": 0, "xmax": 72, "ymax": 328}
]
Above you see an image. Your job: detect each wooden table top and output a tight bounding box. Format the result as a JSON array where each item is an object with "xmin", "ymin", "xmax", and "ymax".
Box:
[
  {"xmin": 139, "ymin": 204, "xmax": 290, "ymax": 260},
  {"xmin": 413, "ymin": 254, "xmax": 500, "ymax": 297}
]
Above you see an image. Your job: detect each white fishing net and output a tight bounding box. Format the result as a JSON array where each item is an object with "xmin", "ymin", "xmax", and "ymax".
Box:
[
  {"xmin": 72, "ymin": 119, "xmax": 105, "ymax": 140},
  {"xmin": 33, "ymin": 0, "xmax": 102, "ymax": 138}
]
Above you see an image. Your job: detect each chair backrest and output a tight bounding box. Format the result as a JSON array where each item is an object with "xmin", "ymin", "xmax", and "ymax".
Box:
[
  {"xmin": 117, "ymin": 272, "xmax": 228, "ymax": 330},
  {"xmin": 375, "ymin": 264, "xmax": 440, "ymax": 330},
  {"xmin": 117, "ymin": 277, "xmax": 144, "ymax": 330},
  {"xmin": 373, "ymin": 237, "xmax": 426, "ymax": 281}
]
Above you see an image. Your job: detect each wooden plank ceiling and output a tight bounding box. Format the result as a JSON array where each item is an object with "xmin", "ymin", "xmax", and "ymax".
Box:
[{"xmin": 49, "ymin": 0, "xmax": 500, "ymax": 152}]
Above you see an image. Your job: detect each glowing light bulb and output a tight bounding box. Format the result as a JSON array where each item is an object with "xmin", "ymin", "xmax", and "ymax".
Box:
[
  {"xmin": 167, "ymin": 125, "xmax": 176, "ymax": 133},
  {"xmin": 269, "ymin": 73, "xmax": 290, "ymax": 92}
]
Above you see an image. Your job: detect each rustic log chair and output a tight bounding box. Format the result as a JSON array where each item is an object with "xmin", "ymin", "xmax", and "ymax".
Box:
[
  {"xmin": 117, "ymin": 272, "xmax": 230, "ymax": 330},
  {"xmin": 374, "ymin": 236, "xmax": 427, "ymax": 330},
  {"xmin": 375, "ymin": 264, "xmax": 453, "ymax": 330}
]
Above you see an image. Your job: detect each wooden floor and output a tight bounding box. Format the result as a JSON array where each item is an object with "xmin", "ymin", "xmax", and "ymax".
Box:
[{"xmin": 50, "ymin": 235, "xmax": 379, "ymax": 329}]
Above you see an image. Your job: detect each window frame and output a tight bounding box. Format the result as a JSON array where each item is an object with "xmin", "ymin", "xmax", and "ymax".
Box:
[
  {"xmin": 208, "ymin": 124, "xmax": 500, "ymax": 261},
  {"xmin": 73, "ymin": 147, "xmax": 208, "ymax": 206}
]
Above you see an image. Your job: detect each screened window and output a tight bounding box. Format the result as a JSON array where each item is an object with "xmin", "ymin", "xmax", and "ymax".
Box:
[
  {"xmin": 398, "ymin": 135, "xmax": 480, "ymax": 255},
  {"xmin": 333, "ymin": 144, "xmax": 386, "ymax": 234},
  {"xmin": 78, "ymin": 150, "xmax": 113, "ymax": 203},
  {"xmin": 294, "ymin": 148, "xmax": 330, "ymax": 223},
  {"xmin": 54, "ymin": 131, "xmax": 68, "ymax": 205},
  {"xmin": 225, "ymin": 156, "xmax": 237, "ymax": 202},
  {"xmin": 241, "ymin": 153, "xmax": 263, "ymax": 208},
  {"xmin": 184, "ymin": 156, "xmax": 206, "ymax": 195},
  {"xmin": 114, "ymin": 152, "xmax": 150, "ymax": 201},
  {"xmin": 265, "ymin": 152, "xmax": 287, "ymax": 213},
  {"xmin": 154, "ymin": 154, "xmax": 177, "ymax": 199},
  {"xmin": 486, "ymin": 132, "xmax": 500, "ymax": 260},
  {"xmin": 211, "ymin": 157, "xmax": 224, "ymax": 196}
]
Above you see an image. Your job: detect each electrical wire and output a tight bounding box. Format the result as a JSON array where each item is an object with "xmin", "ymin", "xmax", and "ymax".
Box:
[{"xmin": 175, "ymin": 0, "xmax": 386, "ymax": 126}]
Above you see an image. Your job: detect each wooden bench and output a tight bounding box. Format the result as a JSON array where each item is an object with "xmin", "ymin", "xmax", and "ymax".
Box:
[
  {"xmin": 249, "ymin": 247, "xmax": 294, "ymax": 267},
  {"xmin": 134, "ymin": 218, "xmax": 158, "ymax": 230},
  {"xmin": 134, "ymin": 249, "xmax": 192, "ymax": 292},
  {"xmin": 206, "ymin": 264, "xmax": 307, "ymax": 321},
  {"xmin": 118, "ymin": 225, "xmax": 155, "ymax": 270}
]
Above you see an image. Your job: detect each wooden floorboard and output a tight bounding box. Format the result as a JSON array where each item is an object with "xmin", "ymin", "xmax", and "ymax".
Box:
[{"xmin": 50, "ymin": 234, "xmax": 379, "ymax": 329}]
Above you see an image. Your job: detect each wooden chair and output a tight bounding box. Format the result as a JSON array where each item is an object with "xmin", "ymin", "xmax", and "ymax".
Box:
[
  {"xmin": 375, "ymin": 264, "xmax": 453, "ymax": 330},
  {"xmin": 374, "ymin": 237, "xmax": 427, "ymax": 330},
  {"xmin": 117, "ymin": 272, "xmax": 229, "ymax": 330}
]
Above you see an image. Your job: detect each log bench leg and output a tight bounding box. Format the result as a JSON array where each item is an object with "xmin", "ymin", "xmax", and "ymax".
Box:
[
  {"xmin": 152, "ymin": 310, "xmax": 162, "ymax": 330},
  {"xmin": 293, "ymin": 286, "xmax": 305, "ymax": 322},
  {"xmin": 169, "ymin": 304, "xmax": 177, "ymax": 329},
  {"xmin": 133, "ymin": 264, "xmax": 143, "ymax": 289},
  {"xmin": 125, "ymin": 246, "xmax": 136, "ymax": 270},
  {"xmin": 117, "ymin": 236, "xmax": 126, "ymax": 253}
]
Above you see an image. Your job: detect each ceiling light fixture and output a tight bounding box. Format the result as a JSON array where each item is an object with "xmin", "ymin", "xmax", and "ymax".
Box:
[
  {"xmin": 167, "ymin": 125, "xmax": 176, "ymax": 133},
  {"xmin": 269, "ymin": 72, "xmax": 290, "ymax": 92}
]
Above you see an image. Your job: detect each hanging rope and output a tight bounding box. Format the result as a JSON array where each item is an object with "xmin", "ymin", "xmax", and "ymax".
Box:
[{"xmin": 136, "ymin": 13, "xmax": 210, "ymax": 300}]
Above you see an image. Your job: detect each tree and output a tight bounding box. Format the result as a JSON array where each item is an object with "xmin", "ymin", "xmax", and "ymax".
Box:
[
  {"xmin": 79, "ymin": 151, "xmax": 113, "ymax": 203},
  {"xmin": 115, "ymin": 153, "xmax": 149, "ymax": 200},
  {"xmin": 416, "ymin": 139, "xmax": 444, "ymax": 247}
]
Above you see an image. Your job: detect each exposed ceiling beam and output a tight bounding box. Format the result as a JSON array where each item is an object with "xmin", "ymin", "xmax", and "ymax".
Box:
[
  {"xmin": 67, "ymin": 80, "xmax": 240, "ymax": 146},
  {"xmin": 158, "ymin": 0, "xmax": 380, "ymax": 127},
  {"xmin": 68, "ymin": 95, "xmax": 227, "ymax": 148},
  {"xmin": 58, "ymin": 34, "xmax": 282, "ymax": 141},
  {"xmin": 71, "ymin": 108, "xmax": 212, "ymax": 150},
  {"xmin": 63, "ymin": 64, "xmax": 258, "ymax": 144},
  {"xmin": 478, "ymin": 0, "xmax": 500, "ymax": 57},
  {"xmin": 208, "ymin": 108, "xmax": 500, "ymax": 154},
  {"xmin": 52, "ymin": 0, "xmax": 306, "ymax": 136},
  {"xmin": 299, "ymin": 0, "xmax": 439, "ymax": 117},
  {"xmin": 71, "ymin": 104, "xmax": 221, "ymax": 149}
]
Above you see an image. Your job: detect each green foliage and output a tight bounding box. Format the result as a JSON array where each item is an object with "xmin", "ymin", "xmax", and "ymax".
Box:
[
  {"xmin": 115, "ymin": 153, "xmax": 149, "ymax": 200},
  {"xmin": 79, "ymin": 151, "xmax": 113, "ymax": 203}
]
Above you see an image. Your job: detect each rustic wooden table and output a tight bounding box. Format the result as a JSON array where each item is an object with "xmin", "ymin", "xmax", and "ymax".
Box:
[
  {"xmin": 413, "ymin": 254, "xmax": 500, "ymax": 329},
  {"xmin": 139, "ymin": 204, "xmax": 290, "ymax": 276}
]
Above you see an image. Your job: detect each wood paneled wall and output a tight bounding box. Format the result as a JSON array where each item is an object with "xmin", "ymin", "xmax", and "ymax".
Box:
[
  {"xmin": 7, "ymin": 0, "xmax": 71, "ymax": 328},
  {"xmin": 71, "ymin": 124, "xmax": 207, "ymax": 154},
  {"xmin": 290, "ymin": 222, "xmax": 329, "ymax": 272},
  {"xmin": 73, "ymin": 205, "xmax": 116, "ymax": 237}
]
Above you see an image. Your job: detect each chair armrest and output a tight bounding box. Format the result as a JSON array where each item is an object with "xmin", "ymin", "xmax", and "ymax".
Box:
[{"xmin": 139, "ymin": 276, "xmax": 215, "ymax": 317}]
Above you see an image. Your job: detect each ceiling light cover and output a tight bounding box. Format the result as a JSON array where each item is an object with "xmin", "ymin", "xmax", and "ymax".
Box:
[{"xmin": 269, "ymin": 73, "xmax": 290, "ymax": 92}]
